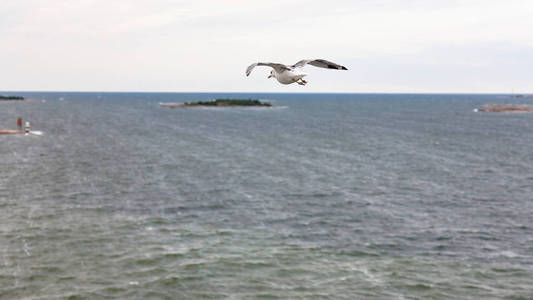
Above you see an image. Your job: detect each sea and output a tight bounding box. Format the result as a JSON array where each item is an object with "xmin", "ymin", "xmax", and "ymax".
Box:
[{"xmin": 1, "ymin": 92, "xmax": 532, "ymax": 299}]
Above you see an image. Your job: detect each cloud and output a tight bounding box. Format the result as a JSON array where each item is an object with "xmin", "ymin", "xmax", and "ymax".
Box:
[{"xmin": 1, "ymin": 0, "xmax": 532, "ymax": 92}]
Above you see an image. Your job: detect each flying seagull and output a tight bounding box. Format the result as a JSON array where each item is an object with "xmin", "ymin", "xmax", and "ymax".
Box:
[{"xmin": 246, "ymin": 59, "xmax": 347, "ymax": 86}]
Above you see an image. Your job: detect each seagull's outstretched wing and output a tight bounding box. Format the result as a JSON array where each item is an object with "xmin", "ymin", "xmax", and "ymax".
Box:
[
  {"xmin": 291, "ymin": 59, "xmax": 348, "ymax": 70},
  {"xmin": 246, "ymin": 62, "xmax": 291, "ymax": 76}
]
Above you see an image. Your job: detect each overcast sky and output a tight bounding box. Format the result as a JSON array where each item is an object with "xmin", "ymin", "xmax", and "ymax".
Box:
[{"xmin": 1, "ymin": 0, "xmax": 532, "ymax": 93}]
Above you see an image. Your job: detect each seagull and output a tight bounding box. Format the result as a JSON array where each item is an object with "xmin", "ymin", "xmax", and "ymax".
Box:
[{"xmin": 246, "ymin": 59, "xmax": 348, "ymax": 86}]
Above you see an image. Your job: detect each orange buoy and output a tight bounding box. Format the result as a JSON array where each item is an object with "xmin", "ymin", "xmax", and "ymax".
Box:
[{"xmin": 17, "ymin": 118, "xmax": 22, "ymax": 128}]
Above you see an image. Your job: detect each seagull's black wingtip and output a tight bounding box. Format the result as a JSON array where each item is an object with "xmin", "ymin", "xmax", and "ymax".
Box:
[{"xmin": 341, "ymin": 66, "xmax": 348, "ymax": 70}]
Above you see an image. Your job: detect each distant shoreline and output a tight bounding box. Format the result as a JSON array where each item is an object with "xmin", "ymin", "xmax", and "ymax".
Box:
[
  {"xmin": 0, "ymin": 95, "xmax": 24, "ymax": 101},
  {"xmin": 0, "ymin": 96, "xmax": 36, "ymax": 103},
  {"xmin": 477, "ymin": 104, "xmax": 533, "ymax": 113}
]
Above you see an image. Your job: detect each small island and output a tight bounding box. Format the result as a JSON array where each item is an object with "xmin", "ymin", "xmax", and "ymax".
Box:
[
  {"xmin": 477, "ymin": 104, "xmax": 533, "ymax": 113},
  {"xmin": 161, "ymin": 98, "xmax": 272, "ymax": 108},
  {"xmin": 510, "ymin": 94, "xmax": 533, "ymax": 99},
  {"xmin": 0, "ymin": 95, "xmax": 25, "ymax": 101}
]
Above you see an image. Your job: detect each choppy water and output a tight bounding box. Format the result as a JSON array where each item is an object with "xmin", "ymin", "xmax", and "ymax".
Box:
[{"xmin": 1, "ymin": 92, "xmax": 532, "ymax": 299}]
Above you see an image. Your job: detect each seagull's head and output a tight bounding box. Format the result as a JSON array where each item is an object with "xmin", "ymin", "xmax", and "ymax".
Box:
[{"xmin": 268, "ymin": 70, "xmax": 274, "ymax": 79}]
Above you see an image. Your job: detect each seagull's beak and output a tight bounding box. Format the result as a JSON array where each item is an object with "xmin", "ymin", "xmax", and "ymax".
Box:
[{"xmin": 267, "ymin": 74, "xmax": 273, "ymax": 79}]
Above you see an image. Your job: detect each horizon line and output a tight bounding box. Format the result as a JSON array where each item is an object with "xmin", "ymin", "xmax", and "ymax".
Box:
[{"xmin": 1, "ymin": 90, "xmax": 530, "ymax": 95}]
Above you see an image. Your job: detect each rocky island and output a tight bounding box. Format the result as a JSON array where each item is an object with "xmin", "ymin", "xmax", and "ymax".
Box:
[
  {"xmin": 477, "ymin": 104, "xmax": 533, "ymax": 113},
  {"xmin": 0, "ymin": 95, "xmax": 25, "ymax": 101},
  {"xmin": 160, "ymin": 98, "xmax": 272, "ymax": 108}
]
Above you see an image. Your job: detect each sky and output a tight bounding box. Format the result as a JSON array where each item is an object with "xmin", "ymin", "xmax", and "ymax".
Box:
[{"xmin": 1, "ymin": 0, "xmax": 532, "ymax": 93}]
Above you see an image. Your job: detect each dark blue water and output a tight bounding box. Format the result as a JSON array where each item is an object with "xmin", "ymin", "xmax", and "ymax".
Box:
[{"xmin": 1, "ymin": 93, "xmax": 532, "ymax": 299}]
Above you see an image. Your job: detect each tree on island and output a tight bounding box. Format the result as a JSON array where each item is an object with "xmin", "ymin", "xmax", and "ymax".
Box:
[{"xmin": 184, "ymin": 99, "xmax": 271, "ymax": 107}]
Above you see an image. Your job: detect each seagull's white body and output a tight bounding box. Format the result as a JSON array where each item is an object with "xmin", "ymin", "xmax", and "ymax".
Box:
[
  {"xmin": 246, "ymin": 59, "xmax": 347, "ymax": 86},
  {"xmin": 273, "ymin": 69, "xmax": 307, "ymax": 85}
]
